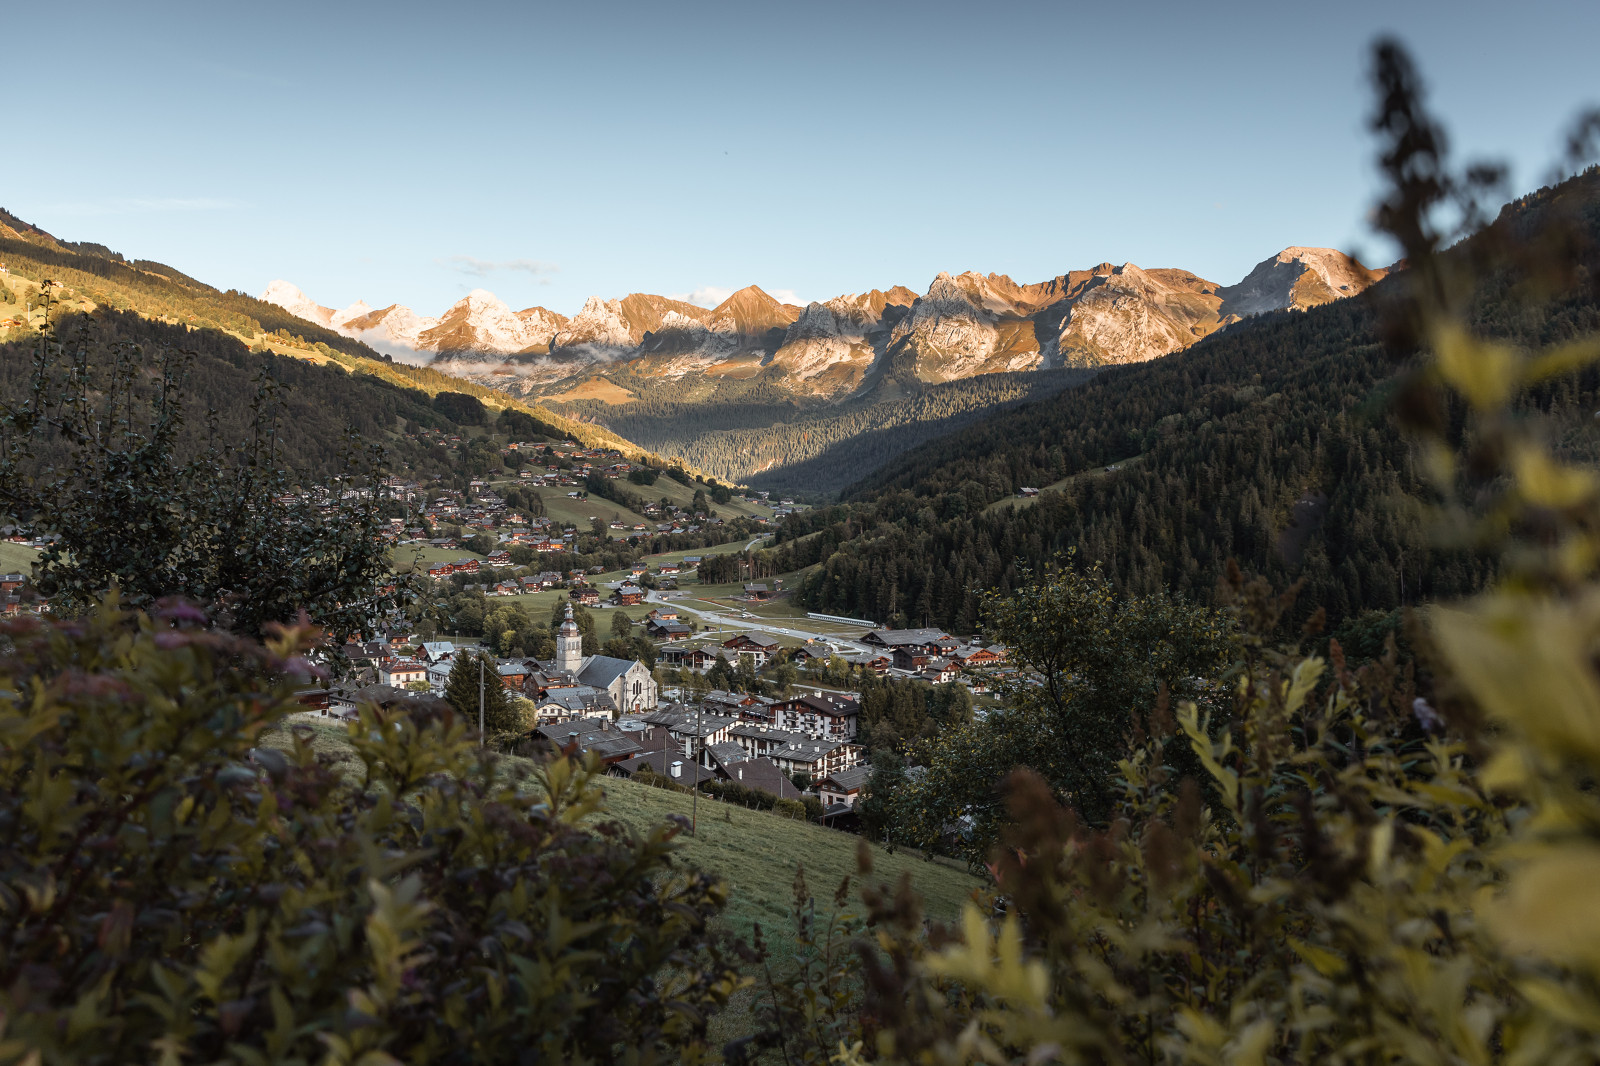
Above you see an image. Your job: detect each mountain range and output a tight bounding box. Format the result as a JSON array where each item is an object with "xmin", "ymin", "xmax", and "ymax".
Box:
[{"xmin": 262, "ymin": 245, "xmax": 1389, "ymax": 402}]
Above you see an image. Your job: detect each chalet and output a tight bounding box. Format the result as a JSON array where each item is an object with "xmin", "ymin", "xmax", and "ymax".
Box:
[
  {"xmin": 418, "ymin": 641, "xmax": 457, "ymax": 664},
  {"xmin": 952, "ymin": 644, "xmax": 1007, "ymax": 668},
  {"xmin": 453, "ymin": 557, "xmax": 480, "ymax": 574},
  {"xmin": 327, "ymin": 684, "xmax": 432, "ymax": 721},
  {"xmin": 639, "ymin": 707, "xmax": 737, "ymax": 753},
  {"xmin": 892, "ymin": 647, "xmax": 933, "ymax": 672},
  {"xmin": 575, "ymin": 587, "xmax": 601, "ymax": 606},
  {"xmin": 728, "ymin": 724, "xmax": 861, "ymax": 779},
  {"xmin": 533, "ymin": 687, "xmax": 618, "ymax": 724},
  {"xmin": 841, "ymin": 652, "xmax": 893, "ymax": 676},
  {"xmin": 613, "ymin": 584, "xmax": 645, "ymax": 606},
  {"xmin": 379, "ymin": 660, "xmax": 428, "ymax": 688},
  {"xmin": 818, "ymin": 765, "xmax": 871, "ymax": 808},
  {"xmin": 493, "ymin": 581, "xmax": 520, "ymax": 596},
  {"xmin": 646, "ymin": 619, "xmax": 692, "ymax": 642},
  {"xmin": 921, "ymin": 658, "xmax": 962, "ymax": 684},
  {"xmin": 496, "ymin": 661, "xmax": 530, "ymax": 689},
  {"xmin": 721, "ymin": 632, "xmax": 781, "ymax": 665},
  {"xmin": 534, "ymin": 717, "xmax": 642, "ymax": 765},
  {"xmin": 702, "ymin": 690, "xmax": 775, "ymax": 722},
  {"xmin": 657, "ymin": 562, "xmax": 680, "ymax": 575},
  {"xmin": 771, "ymin": 691, "xmax": 861, "ymax": 740},
  {"xmin": 742, "ymin": 583, "xmax": 771, "ymax": 601},
  {"xmin": 1018, "ymin": 487, "xmax": 1040, "ymax": 498},
  {"xmin": 426, "ymin": 563, "xmax": 453, "ymax": 580},
  {"xmin": 0, "ymin": 573, "xmax": 26, "ymax": 593},
  {"xmin": 647, "ymin": 606, "xmax": 679, "ymax": 622},
  {"xmin": 609, "ymin": 750, "xmax": 718, "ymax": 787},
  {"xmin": 486, "ymin": 550, "xmax": 512, "ymax": 568}
]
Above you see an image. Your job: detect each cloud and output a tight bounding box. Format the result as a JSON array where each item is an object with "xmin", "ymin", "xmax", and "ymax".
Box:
[
  {"xmin": 670, "ymin": 286, "xmax": 735, "ymax": 308},
  {"xmin": 439, "ymin": 255, "xmax": 559, "ymax": 279},
  {"xmin": 670, "ymin": 285, "xmax": 806, "ymax": 308}
]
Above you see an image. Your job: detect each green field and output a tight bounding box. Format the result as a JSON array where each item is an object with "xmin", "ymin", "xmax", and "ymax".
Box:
[
  {"xmin": 265, "ymin": 716, "xmax": 980, "ymax": 944},
  {"xmin": 985, "ymin": 454, "xmax": 1144, "ymax": 514},
  {"xmin": 0, "ymin": 542, "xmax": 40, "ymax": 575},
  {"xmin": 391, "ymin": 544, "xmax": 489, "ymax": 572}
]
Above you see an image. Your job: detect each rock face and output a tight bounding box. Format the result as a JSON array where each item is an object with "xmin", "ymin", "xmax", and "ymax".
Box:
[
  {"xmin": 1054, "ymin": 265, "xmax": 1226, "ymax": 367},
  {"xmin": 261, "ymin": 245, "xmax": 1389, "ymax": 393},
  {"xmin": 1218, "ymin": 247, "xmax": 1388, "ymax": 318}
]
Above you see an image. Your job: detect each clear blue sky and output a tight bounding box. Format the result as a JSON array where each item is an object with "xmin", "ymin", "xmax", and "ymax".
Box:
[{"xmin": 7, "ymin": 0, "xmax": 1597, "ymax": 316}]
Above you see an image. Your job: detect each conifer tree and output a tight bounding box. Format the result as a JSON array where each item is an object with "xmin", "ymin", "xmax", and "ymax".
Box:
[{"xmin": 444, "ymin": 651, "xmax": 517, "ymax": 735}]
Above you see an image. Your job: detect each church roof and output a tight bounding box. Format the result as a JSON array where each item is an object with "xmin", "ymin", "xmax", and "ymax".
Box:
[{"xmin": 576, "ymin": 655, "xmax": 634, "ymax": 689}]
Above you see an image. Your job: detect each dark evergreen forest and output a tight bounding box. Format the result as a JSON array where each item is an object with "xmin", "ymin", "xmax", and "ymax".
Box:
[{"xmin": 759, "ymin": 170, "xmax": 1600, "ymax": 633}]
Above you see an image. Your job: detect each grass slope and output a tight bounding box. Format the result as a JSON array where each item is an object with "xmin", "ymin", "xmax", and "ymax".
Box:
[{"xmin": 266, "ymin": 717, "xmax": 980, "ymax": 944}]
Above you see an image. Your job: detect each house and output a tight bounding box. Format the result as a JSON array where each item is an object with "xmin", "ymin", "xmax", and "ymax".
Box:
[
  {"xmin": 727, "ymin": 724, "xmax": 861, "ymax": 780},
  {"xmin": 612, "ymin": 584, "xmax": 645, "ymax": 606},
  {"xmin": 892, "ymin": 647, "xmax": 933, "ymax": 672},
  {"xmin": 646, "ymin": 619, "xmax": 692, "ymax": 642},
  {"xmin": 497, "ymin": 661, "xmax": 531, "ymax": 689},
  {"xmin": 658, "ymin": 563, "xmax": 680, "ymax": 575},
  {"xmin": 533, "ymin": 717, "xmax": 643, "ymax": 764},
  {"xmin": 327, "ymin": 684, "xmax": 433, "ymax": 721},
  {"xmin": 721, "ymin": 632, "xmax": 781, "ymax": 665},
  {"xmin": 771, "ymin": 691, "xmax": 861, "ymax": 740},
  {"xmin": 953, "ymin": 644, "xmax": 1008, "ymax": 668},
  {"xmin": 841, "ymin": 653, "xmax": 892, "ymax": 676},
  {"xmin": 418, "ymin": 641, "xmax": 457, "ymax": 664},
  {"xmin": 921, "ymin": 658, "xmax": 961, "ymax": 684},
  {"xmin": 742, "ymin": 583, "xmax": 771, "ymax": 601},
  {"xmin": 533, "ymin": 687, "xmax": 618, "ymax": 724},
  {"xmin": 818, "ymin": 765, "xmax": 871, "ymax": 808},
  {"xmin": 608, "ymin": 750, "xmax": 719, "ymax": 787},
  {"xmin": 0, "ymin": 573, "xmax": 26, "ymax": 593},
  {"xmin": 453, "ymin": 557, "xmax": 480, "ymax": 574},
  {"xmin": 574, "ymin": 587, "xmax": 600, "ymax": 606},
  {"xmin": 647, "ymin": 606, "xmax": 679, "ymax": 622},
  {"xmin": 639, "ymin": 707, "xmax": 737, "ymax": 754},
  {"xmin": 379, "ymin": 659, "xmax": 428, "ymax": 688}
]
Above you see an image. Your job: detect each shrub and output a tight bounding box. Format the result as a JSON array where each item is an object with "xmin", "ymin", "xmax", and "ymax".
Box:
[{"xmin": 0, "ymin": 599, "xmax": 738, "ymax": 1064}]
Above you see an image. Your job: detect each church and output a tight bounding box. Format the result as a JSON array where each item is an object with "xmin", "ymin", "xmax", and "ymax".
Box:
[{"xmin": 552, "ymin": 604, "xmax": 657, "ymax": 716}]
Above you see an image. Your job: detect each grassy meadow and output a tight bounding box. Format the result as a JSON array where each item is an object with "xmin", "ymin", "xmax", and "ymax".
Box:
[
  {"xmin": 265, "ymin": 716, "xmax": 981, "ymax": 945},
  {"xmin": 0, "ymin": 541, "xmax": 40, "ymax": 575}
]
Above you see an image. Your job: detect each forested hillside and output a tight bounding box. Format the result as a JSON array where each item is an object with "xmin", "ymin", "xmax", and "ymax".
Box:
[
  {"xmin": 0, "ymin": 215, "xmax": 674, "ymax": 469},
  {"xmin": 557, "ymin": 369, "xmax": 1094, "ymax": 492},
  {"xmin": 758, "ymin": 169, "xmax": 1600, "ymax": 632}
]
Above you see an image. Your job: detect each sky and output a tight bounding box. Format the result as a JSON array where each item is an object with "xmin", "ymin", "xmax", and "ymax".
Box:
[{"xmin": 5, "ymin": 0, "xmax": 1598, "ymax": 317}]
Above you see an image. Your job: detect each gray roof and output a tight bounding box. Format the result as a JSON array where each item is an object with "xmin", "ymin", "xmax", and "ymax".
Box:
[
  {"xmin": 822, "ymin": 765, "xmax": 871, "ymax": 792},
  {"xmin": 576, "ymin": 655, "xmax": 634, "ymax": 689},
  {"xmin": 862, "ymin": 628, "xmax": 949, "ymax": 647},
  {"xmin": 614, "ymin": 751, "xmax": 718, "ymax": 786},
  {"xmin": 723, "ymin": 757, "xmax": 804, "ymax": 801}
]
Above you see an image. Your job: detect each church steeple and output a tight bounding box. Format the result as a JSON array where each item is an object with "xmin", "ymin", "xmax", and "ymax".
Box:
[{"xmin": 556, "ymin": 602, "xmax": 583, "ymax": 674}]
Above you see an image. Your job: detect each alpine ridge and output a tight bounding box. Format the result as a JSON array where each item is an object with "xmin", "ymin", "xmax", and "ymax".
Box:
[{"xmin": 262, "ymin": 246, "xmax": 1389, "ymax": 403}]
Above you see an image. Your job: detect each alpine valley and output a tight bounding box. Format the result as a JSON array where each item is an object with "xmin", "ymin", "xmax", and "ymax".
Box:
[{"xmin": 263, "ymin": 246, "xmax": 1388, "ymax": 490}]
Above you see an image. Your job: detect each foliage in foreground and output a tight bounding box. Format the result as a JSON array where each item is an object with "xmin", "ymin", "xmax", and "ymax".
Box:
[{"xmin": 0, "ymin": 599, "xmax": 738, "ymax": 1065}]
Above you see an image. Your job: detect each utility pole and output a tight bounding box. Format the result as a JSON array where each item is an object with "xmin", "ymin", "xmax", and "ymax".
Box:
[
  {"xmin": 478, "ymin": 654, "xmax": 485, "ymax": 747},
  {"xmin": 690, "ymin": 698, "xmax": 700, "ymax": 837}
]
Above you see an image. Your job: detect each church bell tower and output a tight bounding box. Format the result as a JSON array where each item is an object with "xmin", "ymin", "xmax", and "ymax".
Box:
[{"xmin": 556, "ymin": 603, "xmax": 583, "ymax": 674}]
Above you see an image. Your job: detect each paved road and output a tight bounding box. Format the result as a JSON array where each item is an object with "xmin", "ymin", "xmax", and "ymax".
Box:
[{"xmin": 644, "ymin": 590, "xmax": 872, "ymax": 656}]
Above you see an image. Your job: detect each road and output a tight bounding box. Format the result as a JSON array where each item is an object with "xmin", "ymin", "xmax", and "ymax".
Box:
[{"xmin": 644, "ymin": 589, "xmax": 872, "ymax": 657}]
